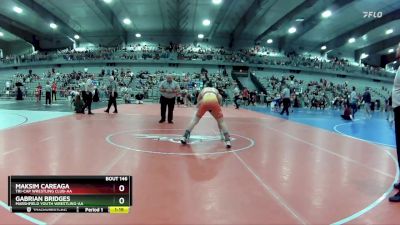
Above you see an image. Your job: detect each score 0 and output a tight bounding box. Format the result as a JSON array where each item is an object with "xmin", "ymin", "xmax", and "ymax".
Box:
[
  {"xmin": 117, "ymin": 184, "xmax": 128, "ymax": 205},
  {"xmin": 118, "ymin": 184, "xmax": 125, "ymax": 192}
]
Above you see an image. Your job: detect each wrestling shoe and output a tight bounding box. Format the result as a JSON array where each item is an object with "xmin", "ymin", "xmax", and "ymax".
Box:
[
  {"xmin": 180, "ymin": 131, "xmax": 190, "ymax": 145},
  {"xmin": 225, "ymin": 140, "xmax": 231, "ymax": 149},
  {"xmin": 180, "ymin": 136, "xmax": 187, "ymax": 145},
  {"xmin": 389, "ymin": 191, "xmax": 400, "ymax": 202}
]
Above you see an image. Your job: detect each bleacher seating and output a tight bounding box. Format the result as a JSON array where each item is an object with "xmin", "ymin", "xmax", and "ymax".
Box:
[
  {"xmin": 0, "ymin": 44, "xmax": 395, "ymax": 109},
  {"xmin": 0, "ymin": 44, "xmax": 394, "ymax": 78}
]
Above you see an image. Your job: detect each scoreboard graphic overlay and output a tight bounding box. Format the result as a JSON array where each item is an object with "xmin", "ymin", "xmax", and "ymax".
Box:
[{"xmin": 8, "ymin": 176, "xmax": 132, "ymax": 213}]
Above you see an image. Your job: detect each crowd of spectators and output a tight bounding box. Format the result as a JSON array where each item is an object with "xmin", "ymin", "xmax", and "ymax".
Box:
[
  {"xmin": 248, "ymin": 74, "xmax": 390, "ymax": 112},
  {"xmin": 0, "ymin": 40, "xmax": 392, "ymax": 113},
  {"xmin": 1, "ymin": 65, "xmax": 234, "ymax": 107},
  {"xmin": 0, "ymin": 43, "xmax": 392, "ymax": 77},
  {"xmin": 1, "ymin": 62, "xmax": 393, "ymax": 121}
]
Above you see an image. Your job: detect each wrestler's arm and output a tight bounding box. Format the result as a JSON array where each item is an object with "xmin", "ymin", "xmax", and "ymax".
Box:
[
  {"xmin": 198, "ymin": 89, "xmax": 205, "ymax": 102},
  {"xmin": 196, "ymin": 91, "xmax": 204, "ymax": 108},
  {"xmin": 217, "ymin": 93, "xmax": 223, "ymax": 105}
]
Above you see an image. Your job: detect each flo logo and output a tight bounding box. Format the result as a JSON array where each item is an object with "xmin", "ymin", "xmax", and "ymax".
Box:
[
  {"xmin": 133, "ymin": 134, "xmax": 236, "ymax": 144},
  {"xmin": 363, "ymin": 11, "xmax": 383, "ymax": 18}
]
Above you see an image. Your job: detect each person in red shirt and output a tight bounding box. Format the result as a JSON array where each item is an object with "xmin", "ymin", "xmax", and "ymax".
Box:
[
  {"xmin": 341, "ymin": 103, "xmax": 353, "ymax": 120},
  {"xmin": 36, "ymin": 83, "xmax": 42, "ymax": 102},
  {"xmin": 52, "ymin": 82, "xmax": 57, "ymax": 101},
  {"xmin": 242, "ymin": 88, "xmax": 249, "ymax": 105}
]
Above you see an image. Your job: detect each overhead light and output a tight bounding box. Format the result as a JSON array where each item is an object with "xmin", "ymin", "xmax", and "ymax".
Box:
[
  {"xmin": 202, "ymin": 19, "xmax": 211, "ymax": 26},
  {"xmin": 0, "ymin": 32, "xmax": 3, "ymax": 37},
  {"xmin": 386, "ymin": 29, "xmax": 393, "ymax": 35},
  {"xmin": 198, "ymin": 34, "xmax": 204, "ymax": 39},
  {"xmin": 267, "ymin": 39, "xmax": 273, "ymax": 44},
  {"xmin": 13, "ymin": 6, "xmax": 23, "ymax": 14},
  {"xmin": 321, "ymin": 10, "xmax": 332, "ymax": 18},
  {"xmin": 295, "ymin": 18, "xmax": 304, "ymax": 22},
  {"xmin": 74, "ymin": 34, "xmax": 80, "ymax": 40},
  {"xmin": 212, "ymin": 0, "xmax": 222, "ymax": 4},
  {"xmin": 388, "ymin": 48, "xmax": 394, "ymax": 53},
  {"xmin": 348, "ymin": 37, "xmax": 355, "ymax": 43},
  {"xmin": 321, "ymin": 45, "xmax": 327, "ymax": 50},
  {"xmin": 362, "ymin": 34, "xmax": 367, "ymax": 40},
  {"xmin": 135, "ymin": 33, "xmax": 141, "ymax": 38},
  {"xmin": 123, "ymin": 18, "xmax": 131, "ymax": 25},
  {"xmin": 288, "ymin": 27, "xmax": 296, "ymax": 33},
  {"xmin": 360, "ymin": 53, "xmax": 369, "ymax": 59},
  {"xmin": 49, "ymin": 23, "xmax": 57, "ymax": 29},
  {"xmin": 103, "ymin": 0, "xmax": 112, "ymax": 3}
]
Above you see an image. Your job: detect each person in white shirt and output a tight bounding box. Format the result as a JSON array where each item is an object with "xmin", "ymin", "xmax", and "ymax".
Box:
[
  {"xmin": 350, "ymin": 86, "xmax": 358, "ymax": 118},
  {"xmin": 82, "ymin": 76, "xmax": 94, "ymax": 114},
  {"xmin": 159, "ymin": 75, "xmax": 180, "ymax": 123},
  {"xmin": 260, "ymin": 91, "xmax": 266, "ymax": 105},
  {"xmin": 45, "ymin": 81, "xmax": 52, "ymax": 105},
  {"xmin": 389, "ymin": 42, "xmax": 400, "ymax": 202},
  {"xmin": 280, "ymin": 84, "xmax": 291, "ymax": 116}
]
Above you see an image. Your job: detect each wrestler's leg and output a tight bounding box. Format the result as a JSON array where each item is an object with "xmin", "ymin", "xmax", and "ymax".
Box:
[
  {"xmin": 216, "ymin": 117, "xmax": 231, "ymax": 148},
  {"xmin": 180, "ymin": 115, "xmax": 201, "ymax": 144}
]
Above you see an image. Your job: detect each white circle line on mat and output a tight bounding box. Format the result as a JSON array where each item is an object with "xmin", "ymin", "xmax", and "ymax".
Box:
[{"xmin": 105, "ymin": 128, "xmax": 255, "ymax": 156}]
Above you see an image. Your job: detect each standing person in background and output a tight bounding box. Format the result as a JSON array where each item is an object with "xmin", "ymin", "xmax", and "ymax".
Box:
[
  {"xmin": 104, "ymin": 76, "xmax": 118, "ymax": 113},
  {"xmin": 51, "ymin": 81, "xmax": 57, "ymax": 102},
  {"xmin": 350, "ymin": 86, "xmax": 358, "ymax": 118},
  {"xmin": 280, "ymin": 84, "xmax": 291, "ymax": 116},
  {"xmin": 242, "ymin": 88, "xmax": 249, "ymax": 106},
  {"xmin": 36, "ymin": 83, "xmax": 42, "ymax": 102},
  {"xmin": 389, "ymin": 42, "xmax": 400, "ymax": 202},
  {"xmin": 82, "ymin": 77, "xmax": 94, "ymax": 115},
  {"xmin": 93, "ymin": 87, "xmax": 100, "ymax": 103},
  {"xmin": 375, "ymin": 99, "xmax": 380, "ymax": 111},
  {"xmin": 15, "ymin": 80, "xmax": 23, "ymax": 101},
  {"xmin": 387, "ymin": 94, "xmax": 393, "ymax": 124},
  {"xmin": 159, "ymin": 75, "xmax": 180, "ymax": 124},
  {"xmin": 45, "ymin": 81, "xmax": 51, "ymax": 105},
  {"xmin": 260, "ymin": 91, "xmax": 266, "ymax": 105},
  {"xmin": 362, "ymin": 87, "xmax": 372, "ymax": 118},
  {"xmin": 233, "ymin": 85, "xmax": 240, "ymax": 109},
  {"xmin": 74, "ymin": 94, "xmax": 84, "ymax": 114},
  {"xmin": 249, "ymin": 90, "xmax": 256, "ymax": 106}
]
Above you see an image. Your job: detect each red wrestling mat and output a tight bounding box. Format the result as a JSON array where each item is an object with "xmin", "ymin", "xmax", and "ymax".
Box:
[{"xmin": 0, "ymin": 104, "xmax": 397, "ymax": 225}]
